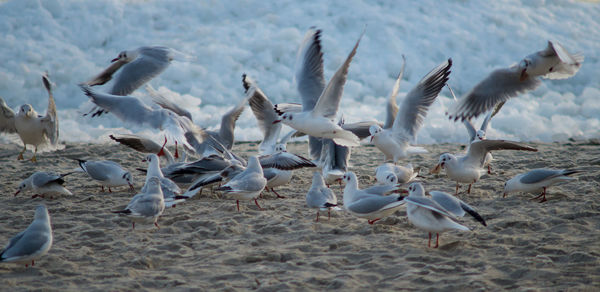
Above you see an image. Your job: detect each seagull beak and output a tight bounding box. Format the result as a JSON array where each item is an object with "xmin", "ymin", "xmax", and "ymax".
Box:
[
  {"xmin": 14, "ymin": 190, "xmax": 20, "ymax": 196},
  {"xmin": 141, "ymin": 159, "xmax": 147, "ymax": 162},
  {"xmin": 430, "ymin": 163, "xmax": 442, "ymax": 174},
  {"xmin": 111, "ymin": 57, "xmax": 119, "ymax": 63},
  {"xmin": 503, "ymin": 192, "xmax": 507, "ymax": 198},
  {"xmin": 369, "ymin": 135, "xmax": 374, "ymax": 143},
  {"xmin": 398, "ymin": 189, "xmax": 408, "ymax": 194},
  {"xmin": 129, "ymin": 183, "xmax": 135, "ymax": 192},
  {"xmin": 519, "ymin": 69, "xmax": 528, "ymax": 81},
  {"xmin": 272, "ymin": 120, "xmax": 281, "ymax": 124}
]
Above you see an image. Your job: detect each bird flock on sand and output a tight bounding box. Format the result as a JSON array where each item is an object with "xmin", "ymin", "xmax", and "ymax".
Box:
[{"xmin": 1, "ymin": 27, "xmax": 585, "ymax": 267}]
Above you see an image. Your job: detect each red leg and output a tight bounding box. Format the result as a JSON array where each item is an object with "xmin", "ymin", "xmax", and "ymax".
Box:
[
  {"xmin": 487, "ymin": 165, "xmax": 492, "ymax": 174},
  {"xmin": 109, "ymin": 187, "xmax": 112, "ymax": 193},
  {"xmin": 539, "ymin": 187, "xmax": 547, "ymax": 203},
  {"xmin": 368, "ymin": 218, "xmax": 380, "ymax": 225},
  {"xmin": 154, "ymin": 222, "xmax": 160, "ymax": 229},
  {"xmin": 434, "ymin": 233, "xmax": 439, "ymax": 248},
  {"xmin": 271, "ymin": 188, "xmax": 286, "ymax": 199},
  {"xmin": 236, "ymin": 200, "xmax": 240, "ymax": 211},
  {"xmin": 32, "ymin": 260, "xmax": 35, "ymax": 266},
  {"xmin": 25, "ymin": 263, "xmax": 28, "ymax": 268},
  {"xmin": 101, "ymin": 186, "xmax": 105, "ymax": 192},
  {"xmin": 254, "ymin": 199, "xmax": 264, "ymax": 210},
  {"xmin": 315, "ymin": 211, "xmax": 320, "ymax": 222},
  {"xmin": 328, "ymin": 209, "xmax": 331, "ymax": 220},
  {"xmin": 455, "ymin": 183, "xmax": 459, "ymax": 195},
  {"xmin": 467, "ymin": 184, "xmax": 472, "ymax": 194},
  {"xmin": 132, "ymin": 222, "xmax": 135, "ymax": 230},
  {"xmin": 174, "ymin": 141, "xmax": 179, "ymax": 159},
  {"xmin": 428, "ymin": 232, "xmax": 432, "ymax": 248}
]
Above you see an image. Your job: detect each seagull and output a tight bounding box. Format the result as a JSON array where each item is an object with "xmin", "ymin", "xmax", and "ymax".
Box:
[
  {"xmin": 503, "ymin": 168, "xmax": 580, "ymax": 202},
  {"xmin": 383, "ymin": 54, "xmax": 407, "ymax": 129},
  {"xmin": 141, "ymin": 154, "xmax": 182, "ymax": 203},
  {"xmin": 306, "ymin": 172, "xmax": 339, "ymax": 222},
  {"xmin": 273, "ymin": 29, "xmax": 363, "ymax": 147},
  {"xmin": 430, "ymin": 140, "xmax": 538, "ymax": 195},
  {"xmin": 15, "ymin": 172, "xmax": 73, "ymax": 198},
  {"xmin": 0, "ymin": 205, "xmax": 53, "ymax": 267},
  {"xmin": 145, "ymin": 84, "xmax": 193, "ymax": 122},
  {"xmin": 341, "ymin": 172, "xmax": 406, "ymax": 225},
  {"xmin": 82, "ymin": 46, "xmax": 189, "ymax": 117},
  {"xmin": 183, "ymin": 97, "xmax": 247, "ymax": 157},
  {"xmin": 79, "ymin": 85, "xmax": 193, "ymax": 146},
  {"xmin": 76, "ymin": 159, "xmax": 135, "ymax": 192},
  {"xmin": 427, "ymin": 187, "xmax": 487, "ymax": 226},
  {"xmin": 447, "ymin": 41, "xmax": 584, "ymax": 121},
  {"xmin": 113, "ymin": 177, "xmax": 165, "ymax": 230},
  {"xmin": 375, "ymin": 163, "xmax": 418, "ymax": 185},
  {"xmin": 0, "ymin": 73, "xmax": 60, "ymax": 162},
  {"xmin": 368, "ymin": 59, "xmax": 452, "ymax": 163},
  {"xmin": 404, "ymin": 182, "xmax": 470, "ymax": 248},
  {"xmin": 109, "ymin": 134, "xmax": 180, "ymax": 165},
  {"xmin": 216, "ymin": 156, "xmax": 267, "ymax": 211},
  {"xmin": 319, "ymin": 137, "xmax": 350, "ymax": 187}
]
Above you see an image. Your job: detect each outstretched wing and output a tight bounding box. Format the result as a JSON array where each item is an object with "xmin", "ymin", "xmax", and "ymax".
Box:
[
  {"xmin": 40, "ymin": 73, "xmax": 59, "ymax": 145},
  {"xmin": 244, "ymin": 74, "xmax": 281, "ymax": 154},
  {"xmin": 384, "ymin": 55, "xmax": 406, "ymax": 129},
  {"xmin": 295, "ymin": 28, "xmax": 326, "ymax": 111},
  {"xmin": 0, "ymin": 96, "xmax": 16, "ymax": 133}
]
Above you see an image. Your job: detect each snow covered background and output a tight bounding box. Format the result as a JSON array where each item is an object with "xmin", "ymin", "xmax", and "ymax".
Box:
[{"xmin": 1, "ymin": 0, "xmax": 598, "ymax": 145}]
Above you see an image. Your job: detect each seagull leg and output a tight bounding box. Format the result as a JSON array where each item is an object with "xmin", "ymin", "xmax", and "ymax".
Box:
[
  {"xmin": 428, "ymin": 232, "xmax": 432, "ymax": 248},
  {"xmin": 174, "ymin": 140, "xmax": 179, "ymax": 159},
  {"xmin": 467, "ymin": 184, "xmax": 472, "ymax": 194},
  {"xmin": 328, "ymin": 209, "xmax": 331, "ymax": 220},
  {"xmin": 154, "ymin": 222, "xmax": 160, "ymax": 229},
  {"xmin": 254, "ymin": 199, "xmax": 264, "ymax": 210},
  {"xmin": 271, "ymin": 188, "xmax": 286, "ymax": 199},
  {"xmin": 17, "ymin": 145, "xmax": 26, "ymax": 160},
  {"xmin": 539, "ymin": 187, "xmax": 547, "ymax": 203},
  {"xmin": 132, "ymin": 222, "xmax": 135, "ymax": 230},
  {"xmin": 108, "ymin": 187, "xmax": 112, "ymax": 193},
  {"xmin": 315, "ymin": 211, "xmax": 320, "ymax": 222},
  {"xmin": 455, "ymin": 183, "xmax": 459, "ymax": 195},
  {"xmin": 30, "ymin": 147, "xmax": 38, "ymax": 162},
  {"xmin": 434, "ymin": 233, "xmax": 439, "ymax": 248},
  {"xmin": 101, "ymin": 186, "xmax": 105, "ymax": 192},
  {"xmin": 236, "ymin": 200, "xmax": 240, "ymax": 211},
  {"xmin": 31, "ymin": 260, "xmax": 35, "ymax": 266},
  {"xmin": 368, "ymin": 218, "xmax": 380, "ymax": 225},
  {"xmin": 487, "ymin": 165, "xmax": 492, "ymax": 174}
]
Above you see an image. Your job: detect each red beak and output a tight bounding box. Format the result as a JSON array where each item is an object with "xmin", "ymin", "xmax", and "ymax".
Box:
[
  {"xmin": 272, "ymin": 120, "xmax": 281, "ymax": 124},
  {"xmin": 129, "ymin": 183, "xmax": 135, "ymax": 192},
  {"xmin": 111, "ymin": 57, "xmax": 119, "ymax": 62},
  {"xmin": 519, "ymin": 69, "xmax": 528, "ymax": 82},
  {"xmin": 14, "ymin": 190, "xmax": 20, "ymax": 196},
  {"xmin": 370, "ymin": 136, "xmax": 374, "ymax": 143}
]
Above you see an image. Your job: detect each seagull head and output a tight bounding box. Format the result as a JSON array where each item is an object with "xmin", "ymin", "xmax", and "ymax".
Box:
[
  {"xmin": 385, "ymin": 173, "xmax": 398, "ymax": 185},
  {"xmin": 274, "ymin": 143, "xmax": 287, "ymax": 153},
  {"xmin": 111, "ymin": 49, "xmax": 139, "ymax": 63},
  {"xmin": 368, "ymin": 125, "xmax": 382, "ymax": 142},
  {"xmin": 430, "ymin": 153, "xmax": 451, "ymax": 174},
  {"xmin": 518, "ymin": 58, "xmax": 531, "ymax": 81},
  {"xmin": 407, "ymin": 182, "xmax": 425, "ymax": 197},
  {"xmin": 123, "ymin": 172, "xmax": 135, "ymax": 192},
  {"xmin": 20, "ymin": 104, "xmax": 35, "ymax": 118},
  {"xmin": 14, "ymin": 181, "xmax": 28, "ymax": 196},
  {"xmin": 476, "ymin": 130, "xmax": 486, "ymax": 140}
]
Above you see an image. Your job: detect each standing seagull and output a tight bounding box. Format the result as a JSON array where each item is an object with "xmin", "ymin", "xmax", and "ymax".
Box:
[
  {"xmin": 447, "ymin": 41, "xmax": 583, "ymax": 121},
  {"xmin": 503, "ymin": 168, "xmax": 580, "ymax": 202},
  {"xmin": 273, "ymin": 30, "xmax": 363, "ymax": 147},
  {"xmin": 306, "ymin": 172, "xmax": 339, "ymax": 222},
  {"xmin": 76, "ymin": 159, "xmax": 135, "ymax": 192},
  {"xmin": 341, "ymin": 172, "xmax": 406, "ymax": 225},
  {"xmin": 368, "ymin": 59, "xmax": 452, "ymax": 163},
  {"xmin": 141, "ymin": 154, "xmax": 182, "ymax": 200},
  {"xmin": 113, "ymin": 177, "xmax": 165, "ymax": 230},
  {"xmin": 0, "ymin": 205, "xmax": 53, "ymax": 267},
  {"xmin": 430, "ymin": 140, "xmax": 538, "ymax": 195},
  {"xmin": 404, "ymin": 183, "xmax": 470, "ymax": 248},
  {"xmin": 216, "ymin": 156, "xmax": 267, "ymax": 211},
  {"xmin": 0, "ymin": 73, "xmax": 60, "ymax": 162},
  {"xmin": 82, "ymin": 46, "xmax": 187, "ymax": 117},
  {"xmin": 15, "ymin": 172, "xmax": 73, "ymax": 198}
]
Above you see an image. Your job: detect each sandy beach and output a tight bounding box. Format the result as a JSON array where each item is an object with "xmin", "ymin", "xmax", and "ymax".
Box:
[{"xmin": 1, "ymin": 140, "xmax": 599, "ymax": 291}]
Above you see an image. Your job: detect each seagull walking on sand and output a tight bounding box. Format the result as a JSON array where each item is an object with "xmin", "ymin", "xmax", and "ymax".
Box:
[
  {"xmin": 447, "ymin": 40, "xmax": 583, "ymax": 121},
  {"xmin": 113, "ymin": 177, "xmax": 165, "ymax": 230},
  {"xmin": 216, "ymin": 156, "xmax": 268, "ymax": 211},
  {"xmin": 306, "ymin": 172, "xmax": 339, "ymax": 222},
  {"xmin": 341, "ymin": 172, "xmax": 406, "ymax": 225},
  {"xmin": 503, "ymin": 168, "xmax": 581, "ymax": 202},
  {"xmin": 76, "ymin": 159, "xmax": 135, "ymax": 193},
  {"xmin": 273, "ymin": 29, "xmax": 363, "ymax": 147},
  {"xmin": 0, "ymin": 205, "xmax": 53, "ymax": 267},
  {"xmin": 0, "ymin": 73, "xmax": 60, "ymax": 162},
  {"xmin": 141, "ymin": 154, "xmax": 184, "ymax": 206},
  {"xmin": 368, "ymin": 59, "xmax": 452, "ymax": 163},
  {"xmin": 15, "ymin": 172, "xmax": 73, "ymax": 198},
  {"xmin": 430, "ymin": 140, "xmax": 538, "ymax": 195}
]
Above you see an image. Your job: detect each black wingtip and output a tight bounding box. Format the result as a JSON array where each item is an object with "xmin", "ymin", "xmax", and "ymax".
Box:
[
  {"xmin": 461, "ymin": 202, "xmax": 487, "ymax": 227},
  {"xmin": 42, "ymin": 73, "xmax": 51, "ymax": 91},
  {"xmin": 112, "ymin": 209, "xmax": 132, "ymax": 214},
  {"xmin": 242, "ymin": 73, "xmax": 250, "ymax": 92},
  {"xmin": 323, "ymin": 202, "xmax": 337, "ymax": 208}
]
